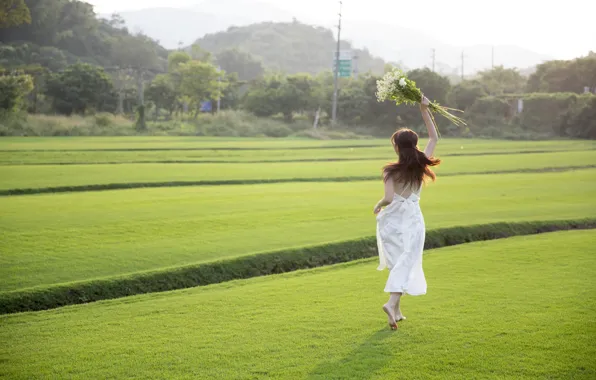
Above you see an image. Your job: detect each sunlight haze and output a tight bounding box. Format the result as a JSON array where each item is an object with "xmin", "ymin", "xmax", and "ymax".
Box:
[{"xmin": 89, "ymin": 0, "xmax": 594, "ymax": 59}]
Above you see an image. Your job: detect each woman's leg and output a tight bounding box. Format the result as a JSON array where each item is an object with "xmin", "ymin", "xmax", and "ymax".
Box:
[
  {"xmin": 383, "ymin": 292, "xmax": 402, "ymax": 329},
  {"xmin": 394, "ymin": 294, "xmax": 406, "ymax": 321}
]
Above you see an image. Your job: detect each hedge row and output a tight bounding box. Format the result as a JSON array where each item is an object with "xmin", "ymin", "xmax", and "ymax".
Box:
[
  {"xmin": 1, "ymin": 218, "xmax": 594, "ymax": 314},
  {"xmin": 0, "ymin": 144, "xmax": 383, "ymax": 153},
  {"xmin": 7, "ymin": 148, "xmax": 586, "ymax": 166},
  {"xmin": 2, "ymin": 165, "xmax": 594, "ymax": 196}
]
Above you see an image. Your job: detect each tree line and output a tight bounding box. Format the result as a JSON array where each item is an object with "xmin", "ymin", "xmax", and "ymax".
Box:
[{"xmin": 1, "ymin": 0, "xmax": 595, "ymax": 138}]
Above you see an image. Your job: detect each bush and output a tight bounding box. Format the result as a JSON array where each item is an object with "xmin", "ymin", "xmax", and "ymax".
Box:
[
  {"xmin": 467, "ymin": 97, "xmax": 511, "ymax": 135},
  {"xmin": 1, "ymin": 218, "xmax": 593, "ymax": 314},
  {"xmin": 465, "ymin": 93, "xmax": 596, "ymax": 139},
  {"xmin": 517, "ymin": 93, "xmax": 583, "ymax": 135},
  {"xmin": 94, "ymin": 112, "xmax": 113, "ymax": 127},
  {"xmin": 0, "ymin": 110, "xmax": 338, "ymax": 137},
  {"xmin": 563, "ymin": 96, "xmax": 596, "ymax": 139}
]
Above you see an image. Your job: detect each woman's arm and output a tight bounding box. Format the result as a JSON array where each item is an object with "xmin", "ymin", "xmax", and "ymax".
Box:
[
  {"xmin": 420, "ymin": 96, "xmax": 438, "ymax": 157},
  {"xmin": 373, "ymin": 176, "xmax": 395, "ymax": 214}
]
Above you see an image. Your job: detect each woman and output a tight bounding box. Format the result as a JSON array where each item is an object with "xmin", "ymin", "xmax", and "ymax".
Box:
[{"xmin": 373, "ymin": 96, "xmax": 440, "ymax": 330}]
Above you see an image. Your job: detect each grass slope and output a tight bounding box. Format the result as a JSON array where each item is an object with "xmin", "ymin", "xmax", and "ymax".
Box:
[
  {"xmin": 1, "ymin": 231, "xmax": 594, "ymax": 379},
  {"xmin": 2, "ymin": 170, "xmax": 595, "ymax": 292},
  {"xmin": 1, "ymin": 150, "xmax": 595, "ymax": 192}
]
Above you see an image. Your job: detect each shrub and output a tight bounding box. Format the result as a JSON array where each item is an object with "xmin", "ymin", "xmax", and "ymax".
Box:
[{"xmin": 94, "ymin": 112, "xmax": 112, "ymax": 127}]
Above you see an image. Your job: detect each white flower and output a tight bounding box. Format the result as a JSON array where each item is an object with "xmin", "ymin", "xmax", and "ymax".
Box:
[{"xmin": 399, "ymin": 77, "xmax": 407, "ymax": 88}]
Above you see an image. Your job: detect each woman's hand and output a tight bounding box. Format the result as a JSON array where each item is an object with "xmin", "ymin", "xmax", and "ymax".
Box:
[{"xmin": 374, "ymin": 205, "xmax": 382, "ymax": 215}]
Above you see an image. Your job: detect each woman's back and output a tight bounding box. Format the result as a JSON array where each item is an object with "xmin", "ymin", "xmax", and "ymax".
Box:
[{"xmin": 390, "ymin": 175, "xmax": 422, "ymax": 199}]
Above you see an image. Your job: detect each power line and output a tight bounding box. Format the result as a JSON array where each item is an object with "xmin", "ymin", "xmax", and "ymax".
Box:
[
  {"xmin": 431, "ymin": 48, "xmax": 436, "ymax": 72},
  {"xmin": 461, "ymin": 50, "xmax": 465, "ymax": 80}
]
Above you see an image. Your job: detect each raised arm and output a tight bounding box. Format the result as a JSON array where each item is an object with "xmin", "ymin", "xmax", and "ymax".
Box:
[
  {"xmin": 420, "ymin": 96, "xmax": 438, "ymax": 157},
  {"xmin": 373, "ymin": 174, "xmax": 395, "ymax": 214}
]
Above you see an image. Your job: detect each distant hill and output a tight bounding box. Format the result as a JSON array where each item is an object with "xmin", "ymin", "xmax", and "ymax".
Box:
[
  {"xmin": 194, "ymin": 21, "xmax": 385, "ymax": 75},
  {"xmin": 112, "ymin": 0, "xmax": 553, "ymax": 75},
  {"xmin": 109, "ymin": 0, "xmax": 294, "ymax": 49},
  {"xmin": 1, "ymin": 0, "xmax": 168, "ymax": 72}
]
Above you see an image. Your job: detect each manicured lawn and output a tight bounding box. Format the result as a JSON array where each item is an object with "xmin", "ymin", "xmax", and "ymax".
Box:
[{"xmin": 1, "ymin": 231, "xmax": 594, "ymax": 379}]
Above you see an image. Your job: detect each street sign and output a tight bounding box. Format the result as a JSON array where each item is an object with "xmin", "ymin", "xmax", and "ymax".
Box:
[
  {"xmin": 200, "ymin": 101, "xmax": 212, "ymax": 112},
  {"xmin": 332, "ymin": 50, "xmax": 353, "ymax": 78}
]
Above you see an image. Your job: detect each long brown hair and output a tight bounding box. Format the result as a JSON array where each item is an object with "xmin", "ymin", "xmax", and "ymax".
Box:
[{"xmin": 383, "ymin": 128, "xmax": 441, "ymax": 189}]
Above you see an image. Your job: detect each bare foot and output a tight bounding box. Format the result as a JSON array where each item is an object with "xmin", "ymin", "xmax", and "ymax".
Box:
[
  {"xmin": 382, "ymin": 304, "xmax": 398, "ymax": 330},
  {"xmin": 395, "ymin": 315, "xmax": 407, "ymax": 322}
]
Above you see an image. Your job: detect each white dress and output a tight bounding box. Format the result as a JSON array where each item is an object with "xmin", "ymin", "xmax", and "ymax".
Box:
[{"xmin": 375, "ymin": 185, "xmax": 427, "ymax": 295}]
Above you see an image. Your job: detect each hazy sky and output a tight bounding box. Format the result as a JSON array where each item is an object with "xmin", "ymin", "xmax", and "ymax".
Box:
[{"xmin": 89, "ymin": 0, "xmax": 595, "ymax": 59}]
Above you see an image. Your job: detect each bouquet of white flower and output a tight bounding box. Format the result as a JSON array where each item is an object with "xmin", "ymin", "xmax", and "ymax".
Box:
[{"xmin": 376, "ymin": 68, "xmax": 466, "ymax": 134}]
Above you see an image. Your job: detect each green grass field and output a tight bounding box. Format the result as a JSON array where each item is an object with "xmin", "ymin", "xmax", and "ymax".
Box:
[
  {"xmin": 2, "ymin": 136, "xmax": 595, "ymax": 378},
  {"xmin": 1, "ymin": 150, "xmax": 595, "ymax": 191},
  {"xmin": 2, "ymin": 169, "xmax": 595, "ymax": 292},
  {"xmin": 1, "ymin": 231, "xmax": 594, "ymax": 379}
]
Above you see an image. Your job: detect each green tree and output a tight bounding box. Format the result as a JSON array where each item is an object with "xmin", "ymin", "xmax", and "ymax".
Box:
[
  {"xmin": 0, "ymin": 72, "xmax": 33, "ymax": 112},
  {"xmin": 407, "ymin": 68, "xmax": 451, "ymax": 105},
  {"xmin": 168, "ymin": 51, "xmax": 191, "ymax": 72},
  {"xmin": 242, "ymin": 76, "xmax": 280, "ymax": 118},
  {"xmin": 477, "ymin": 66, "xmax": 526, "ymax": 95},
  {"xmin": 216, "ymin": 48, "xmax": 264, "ymax": 81},
  {"xmin": 109, "ymin": 32, "xmax": 162, "ymax": 114},
  {"xmin": 336, "ymin": 78, "xmax": 369, "ymax": 124},
  {"xmin": 177, "ymin": 60, "xmax": 224, "ymax": 117},
  {"xmin": 46, "ymin": 62, "xmax": 114, "ymax": 115},
  {"xmin": 448, "ymin": 80, "xmax": 488, "ymax": 111},
  {"xmin": 145, "ymin": 74, "xmax": 177, "ymax": 116},
  {"xmin": 219, "ymin": 72, "xmax": 241, "ymax": 110},
  {"xmin": 397, "ymin": 68, "xmax": 451, "ymax": 127},
  {"xmin": 280, "ymin": 73, "xmax": 316, "ymax": 121},
  {"xmin": 527, "ymin": 54, "xmax": 596, "ymax": 93},
  {"xmin": 190, "ymin": 44, "xmax": 212, "ymax": 63},
  {"xmin": 0, "ymin": 0, "xmax": 31, "ymax": 28},
  {"xmin": 243, "ymin": 73, "xmax": 315, "ymax": 122}
]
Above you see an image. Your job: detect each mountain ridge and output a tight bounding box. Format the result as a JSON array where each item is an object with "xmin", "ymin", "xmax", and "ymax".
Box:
[{"xmin": 103, "ymin": 2, "xmax": 552, "ymax": 75}]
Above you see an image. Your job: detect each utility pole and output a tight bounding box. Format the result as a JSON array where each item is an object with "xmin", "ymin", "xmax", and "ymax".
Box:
[
  {"xmin": 491, "ymin": 45, "xmax": 495, "ymax": 69},
  {"xmin": 431, "ymin": 48, "xmax": 436, "ymax": 72},
  {"xmin": 331, "ymin": 1, "xmax": 342, "ymax": 127},
  {"xmin": 461, "ymin": 50, "xmax": 465, "ymax": 81},
  {"xmin": 353, "ymin": 53, "xmax": 359, "ymax": 79}
]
